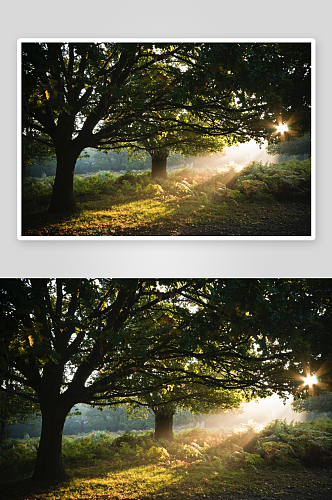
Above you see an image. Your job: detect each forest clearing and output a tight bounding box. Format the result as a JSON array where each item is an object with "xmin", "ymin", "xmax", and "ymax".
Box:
[
  {"xmin": 21, "ymin": 159, "xmax": 311, "ymax": 237},
  {"xmin": 1, "ymin": 419, "xmax": 332, "ymax": 500}
]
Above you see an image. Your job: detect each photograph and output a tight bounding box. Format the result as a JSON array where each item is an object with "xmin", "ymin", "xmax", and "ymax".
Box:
[
  {"xmin": 19, "ymin": 39, "xmax": 314, "ymax": 240},
  {"xmin": 1, "ymin": 0, "xmax": 332, "ymax": 499},
  {"xmin": 0, "ymin": 278, "xmax": 331, "ymax": 500}
]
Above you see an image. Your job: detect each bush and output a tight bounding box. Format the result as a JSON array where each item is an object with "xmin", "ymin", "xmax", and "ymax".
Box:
[
  {"xmin": 143, "ymin": 183, "xmax": 164, "ymax": 197},
  {"xmin": 22, "ymin": 177, "xmax": 55, "ymax": 211},
  {"xmin": 0, "ymin": 437, "xmax": 39, "ymax": 477},
  {"xmin": 62, "ymin": 432, "xmax": 115, "ymax": 461},
  {"xmin": 146, "ymin": 446, "xmax": 170, "ymax": 462},
  {"xmin": 254, "ymin": 418, "xmax": 332, "ymax": 467},
  {"xmin": 236, "ymin": 158, "xmax": 311, "ymax": 201},
  {"xmin": 255, "ymin": 440, "xmax": 296, "ymax": 464}
]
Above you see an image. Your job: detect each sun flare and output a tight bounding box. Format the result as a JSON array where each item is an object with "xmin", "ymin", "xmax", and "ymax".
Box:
[
  {"xmin": 303, "ymin": 374, "xmax": 318, "ymax": 387},
  {"xmin": 276, "ymin": 123, "xmax": 289, "ymax": 134}
]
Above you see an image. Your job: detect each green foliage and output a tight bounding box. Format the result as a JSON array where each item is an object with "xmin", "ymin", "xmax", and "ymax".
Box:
[
  {"xmin": 145, "ymin": 445, "xmax": 170, "ymax": 462},
  {"xmin": 3, "ymin": 419, "xmax": 331, "ymax": 471},
  {"xmin": 58, "ymin": 427, "xmax": 260, "ymax": 468},
  {"xmin": 23, "ymin": 159, "xmax": 310, "ymax": 218},
  {"xmin": 255, "ymin": 418, "xmax": 332, "ymax": 466},
  {"xmin": 255, "ymin": 440, "xmax": 295, "ymax": 463},
  {"xmin": 267, "ymin": 134, "xmax": 311, "ymax": 158},
  {"xmin": 2, "ymin": 418, "xmax": 332, "ymax": 492},
  {"xmin": 62, "ymin": 433, "xmax": 114, "ymax": 461},
  {"xmin": 22, "ymin": 176, "xmax": 55, "ymax": 212},
  {"xmin": 235, "ymin": 158, "xmax": 311, "ymax": 201},
  {"xmin": 0, "ymin": 436, "xmax": 39, "ymax": 479},
  {"xmin": 292, "ymin": 393, "xmax": 332, "ymax": 415}
]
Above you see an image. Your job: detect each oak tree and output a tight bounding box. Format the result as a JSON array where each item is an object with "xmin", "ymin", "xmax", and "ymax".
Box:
[
  {"xmin": 122, "ymin": 375, "xmax": 248, "ymax": 440},
  {"xmin": 122, "ymin": 113, "xmax": 233, "ymax": 179}
]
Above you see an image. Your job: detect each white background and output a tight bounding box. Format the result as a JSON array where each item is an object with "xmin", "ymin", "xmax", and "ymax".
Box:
[{"xmin": 1, "ymin": 0, "xmax": 331, "ymax": 277}]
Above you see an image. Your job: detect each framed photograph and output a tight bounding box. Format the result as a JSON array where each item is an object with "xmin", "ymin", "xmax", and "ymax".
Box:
[{"xmin": 18, "ymin": 39, "xmax": 315, "ymax": 240}]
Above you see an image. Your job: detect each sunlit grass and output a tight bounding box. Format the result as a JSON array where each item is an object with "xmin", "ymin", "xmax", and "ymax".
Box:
[
  {"xmin": 53, "ymin": 462, "xmax": 243, "ymax": 499},
  {"xmin": 3, "ymin": 459, "xmax": 329, "ymax": 499}
]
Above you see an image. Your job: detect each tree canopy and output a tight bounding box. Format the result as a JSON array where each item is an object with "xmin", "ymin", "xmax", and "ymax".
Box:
[
  {"xmin": 121, "ymin": 113, "xmax": 233, "ymax": 178},
  {"xmin": 112, "ymin": 360, "xmax": 249, "ymax": 439},
  {"xmin": 21, "ymin": 41, "xmax": 312, "ymax": 212}
]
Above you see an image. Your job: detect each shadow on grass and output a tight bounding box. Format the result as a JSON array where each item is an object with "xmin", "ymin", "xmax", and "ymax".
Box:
[
  {"xmin": 3, "ymin": 458, "xmax": 332, "ymax": 500},
  {"xmin": 0, "ymin": 476, "xmax": 63, "ymax": 500},
  {"xmin": 0, "ymin": 458, "xmax": 170, "ymax": 500},
  {"xmin": 21, "ymin": 198, "xmax": 311, "ymax": 237}
]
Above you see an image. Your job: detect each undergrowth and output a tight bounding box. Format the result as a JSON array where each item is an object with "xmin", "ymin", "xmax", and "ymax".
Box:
[
  {"xmin": 1, "ymin": 417, "xmax": 330, "ymax": 478},
  {"xmin": 22, "ymin": 158, "xmax": 311, "ymax": 215},
  {"xmin": 1, "ymin": 418, "xmax": 331, "ymax": 500},
  {"xmin": 236, "ymin": 158, "xmax": 311, "ymax": 201}
]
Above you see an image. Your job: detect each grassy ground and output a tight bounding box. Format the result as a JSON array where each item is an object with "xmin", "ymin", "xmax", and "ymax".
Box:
[
  {"xmin": 2, "ymin": 459, "xmax": 332, "ymax": 499},
  {"xmin": 21, "ymin": 160, "xmax": 311, "ymax": 237},
  {"xmin": 1, "ymin": 419, "xmax": 331, "ymax": 500}
]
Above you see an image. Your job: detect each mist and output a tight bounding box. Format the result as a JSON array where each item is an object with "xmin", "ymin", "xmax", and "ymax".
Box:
[
  {"xmin": 178, "ymin": 140, "xmax": 279, "ymax": 172},
  {"xmin": 199, "ymin": 394, "xmax": 306, "ymax": 431},
  {"xmin": 221, "ymin": 140, "xmax": 278, "ymax": 169}
]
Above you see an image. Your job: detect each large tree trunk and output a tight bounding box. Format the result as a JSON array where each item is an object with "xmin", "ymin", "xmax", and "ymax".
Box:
[
  {"xmin": 154, "ymin": 407, "xmax": 174, "ymax": 441},
  {"xmin": 151, "ymin": 153, "xmax": 168, "ymax": 179},
  {"xmin": 48, "ymin": 148, "xmax": 79, "ymax": 213},
  {"xmin": 32, "ymin": 404, "xmax": 69, "ymax": 481}
]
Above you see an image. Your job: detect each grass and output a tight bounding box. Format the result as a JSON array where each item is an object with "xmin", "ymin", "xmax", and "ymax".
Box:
[
  {"xmin": 1, "ymin": 418, "xmax": 331, "ymax": 499},
  {"xmin": 21, "ymin": 159, "xmax": 311, "ymax": 237}
]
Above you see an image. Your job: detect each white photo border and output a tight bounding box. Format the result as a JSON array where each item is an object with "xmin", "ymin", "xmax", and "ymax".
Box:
[{"xmin": 17, "ymin": 38, "xmax": 316, "ymax": 241}]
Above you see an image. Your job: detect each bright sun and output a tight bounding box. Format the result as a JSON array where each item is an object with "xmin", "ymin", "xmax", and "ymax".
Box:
[
  {"xmin": 276, "ymin": 123, "xmax": 289, "ymax": 134},
  {"xmin": 303, "ymin": 374, "xmax": 318, "ymax": 387}
]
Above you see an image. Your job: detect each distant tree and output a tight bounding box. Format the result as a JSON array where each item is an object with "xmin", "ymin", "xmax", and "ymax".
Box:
[
  {"xmin": 125, "ymin": 375, "xmax": 247, "ymax": 440},
  {"xmin": 0, "ymin": 381, "xmax": 40, "ymax": 442},
  {"xmin": 266, "ymin": 134, "xmax": 311, "ymax": 159},
  {"xmin": 22, "ymin": 131, "xmax": 56, "ymax": 179},
  {"xmin": 292, "ymin": 392, "xmax": 332, "ymax": 415},
  {"xmin": 67, "ymin": 404, "xmax": 128, "ymax": 434},
  {"xmin": 115, "ymin": 112, "xmax": 235, "ymax": 179}
]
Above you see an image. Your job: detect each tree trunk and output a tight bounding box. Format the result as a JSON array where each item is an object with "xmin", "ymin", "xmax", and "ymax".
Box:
[
  {"xmin": 48, "ymin": 148, "xmax": 79, "ymax": 213},
  {"xmin": 154, "ymin": 407, "xmax": 174, "ymax": 441},
  {"xmin": 151, "ymin": 153, "xmax": 168, "ymax": 179},
  {"xmin": 0, "ymin": 419, "xmax": 6, "ymax": 443},
  {"xmin": 22, "ymin": 161, "xmax": 29, "ymax": 180},
  {"xmin": 32, "ymin": 405, "xmax": 68, "ymax": 481}
]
